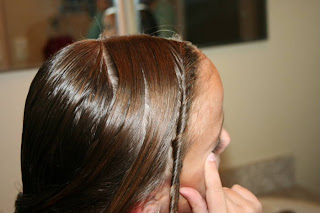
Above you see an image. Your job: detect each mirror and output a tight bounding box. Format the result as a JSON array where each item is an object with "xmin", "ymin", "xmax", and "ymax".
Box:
[{"xmin": 0, "ymin": 0, "xmax": 266, "ymax": 72}]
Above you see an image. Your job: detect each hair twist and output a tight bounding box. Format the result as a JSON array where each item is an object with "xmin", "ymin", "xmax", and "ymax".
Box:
[{"xmin": 169, "ymin": 42, "xmax": 199, "ymax": 213}]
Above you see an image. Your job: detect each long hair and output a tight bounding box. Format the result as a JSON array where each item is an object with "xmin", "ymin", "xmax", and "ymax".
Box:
[{"xmin": 15, "ymin": 35, "xmax": 199, "ymax": 213}]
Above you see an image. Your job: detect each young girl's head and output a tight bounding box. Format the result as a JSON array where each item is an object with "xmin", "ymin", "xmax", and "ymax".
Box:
[{"xmin": 16, "ymin": 35, "xmax": 230, "ymax": 213}]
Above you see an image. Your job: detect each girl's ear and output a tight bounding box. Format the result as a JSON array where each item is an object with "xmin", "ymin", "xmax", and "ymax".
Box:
[
  {"xmin": 141, "ymin": 204, "xmax": 160, "ymax": 213},
  {"xmin": 131, "ymin": 202, "xmax": 159, "ymax": 213},
  {"xmin": 134, "ymin": 177, "xmax": 172, "ymax": 213}
]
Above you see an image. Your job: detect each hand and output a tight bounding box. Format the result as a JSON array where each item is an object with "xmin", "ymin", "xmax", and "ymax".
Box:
[{"xmin": 179, "ymin": 153, "xmax": 262, "ymax": 213}]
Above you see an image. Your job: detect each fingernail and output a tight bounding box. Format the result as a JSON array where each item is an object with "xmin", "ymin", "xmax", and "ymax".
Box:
[{"xmin": 208, "ymin": 153, "xmax": 216, "ymax": 162}]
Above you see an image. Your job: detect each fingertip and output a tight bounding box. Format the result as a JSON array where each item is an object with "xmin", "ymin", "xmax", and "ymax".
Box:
[
  {"xmin": 231, "ymin": 184, "xmax": 241, "ymax": 189},
  {"xmin": 231, "ymin": 184, "xmax": 250, "ymax": 194},
  {"xmin": 204, "ymin": 153, "xmax": 218, "ymax": 180},
  {"xmin": 179, "ymin": 187, "xmax": 208, "ymax": 212},
  {"xmin": 179, "ymin": 187, "xmax": 198, "ymax": 199},
  {"xmin": 179, "ymin": 187, "xmax": 203, "ymax": 201},
  {"xmin": 207, "ymin": 153, "xmax": 216, "ymax": 162},
  {"xmin": 179, "ymin": 187, "xmax": 189, "ymax": 197}
]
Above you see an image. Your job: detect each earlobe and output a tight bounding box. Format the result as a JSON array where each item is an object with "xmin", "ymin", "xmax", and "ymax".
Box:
[
  {"xmin": 135, "ymin": 178, "xmax": 171, "ymax": 213},
  {"xmin": 142, "ymin": 204, "xmax": 160, "ymax": 213},
  {"xmin": 132, "ymin": 201, "xmax": 159, "ymax": 213}
]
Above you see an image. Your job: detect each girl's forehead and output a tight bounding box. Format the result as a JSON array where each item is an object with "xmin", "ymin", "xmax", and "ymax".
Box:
[
  {"xmin": 197, "ymin": 53, "xmax": 219, "ymax": 78},
  {"xmin": 192, "ymin": 53, "xmax": 224, "ymax": 121}
]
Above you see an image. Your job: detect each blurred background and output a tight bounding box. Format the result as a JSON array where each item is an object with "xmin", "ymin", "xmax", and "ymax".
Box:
[{"xmin": 0, "ymin": 0, "xmax": 319, "ymax": 212}]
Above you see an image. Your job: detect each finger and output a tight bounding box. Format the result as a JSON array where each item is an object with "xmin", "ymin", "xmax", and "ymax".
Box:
[
  {"xmin": 224, "ymin": 188, "xmax": 260, "ymax": 213},
  {"xmin": 179, "ymin": 187, "xmax": 208, "ymax": 213},
  {"xmin": 231, "ymin": 185, "xmax": 260, "ymax": 203},
  {"xmin": 205, "ymin": 153, "xmax": 227, "ymax": 213},
  {"xmin": 231, "ymin": 185, "xmax": 262, "ymax": 210},
  {"xmin": 223, "ymin": 187, "xmax": 243, "ymax": 205},
  {"xmin": 224, "ymin": 187, "xmax": 256, "ymax": 208}
]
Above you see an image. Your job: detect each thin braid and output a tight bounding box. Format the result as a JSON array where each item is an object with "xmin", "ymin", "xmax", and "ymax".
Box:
[{"xmin": 169, "ymin": 42, "xmax": 199, "ymax": 213}]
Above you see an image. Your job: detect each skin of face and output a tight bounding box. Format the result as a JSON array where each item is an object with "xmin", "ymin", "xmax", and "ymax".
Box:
[
  {"xmin": 177, "ymin": 52, "xmax": 231, "ymax": 212},
  {"xmin": 139, "ymin": 52, "xmax": 231, "ymax": 213}
]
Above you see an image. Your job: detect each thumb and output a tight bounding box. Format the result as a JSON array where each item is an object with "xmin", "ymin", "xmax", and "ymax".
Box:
[{"xmin": 179, "ymin": 187, "xmax": 208, "ymax": 213}]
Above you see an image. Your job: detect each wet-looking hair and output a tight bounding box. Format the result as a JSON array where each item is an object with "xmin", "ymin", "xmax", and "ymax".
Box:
[{"xmin": 15, "ymin": 35, "xmax": 199, "ymax": 213}]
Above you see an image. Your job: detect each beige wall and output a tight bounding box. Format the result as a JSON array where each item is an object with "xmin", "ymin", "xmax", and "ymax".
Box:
[
  {"xmin": 0, "ymin": 69, "xmax": 36, "ymax": 213},
  {"xmin": 0, "ymin": 0, "xmax": 319, "ymax": 212},
  {"xmin": 203, "ymin": 0, "xmax": 320, "ymax": 197},
  {"xmin": 3, "ymin": 0, "xmax": 91, "ymax": 70}
]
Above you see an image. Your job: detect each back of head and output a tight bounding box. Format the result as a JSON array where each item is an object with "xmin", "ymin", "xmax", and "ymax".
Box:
[{"xmin": 16, "ymin": 35, "xmax": 199, "ymax": 212}]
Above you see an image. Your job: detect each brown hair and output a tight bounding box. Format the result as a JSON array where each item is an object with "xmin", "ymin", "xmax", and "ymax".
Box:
[{"xmin": 15, "ymin": 35, "xmax": 199, "ymax": 212}]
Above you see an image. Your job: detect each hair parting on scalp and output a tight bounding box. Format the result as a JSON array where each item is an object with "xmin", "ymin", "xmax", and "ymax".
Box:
[{"xmin": 15, "ymin": 35, "xmax": 199, "ymax": 213}]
